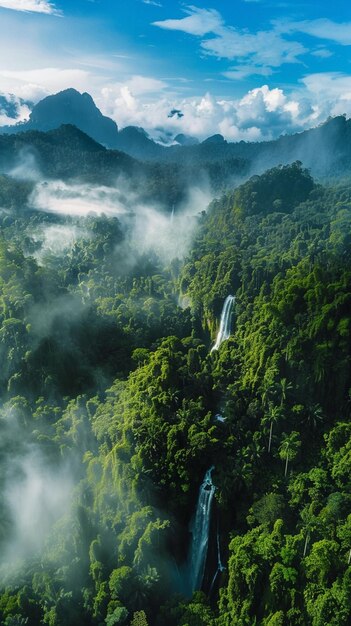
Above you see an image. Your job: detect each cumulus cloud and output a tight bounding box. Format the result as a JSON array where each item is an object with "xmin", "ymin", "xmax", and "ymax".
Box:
[
  {"xmin": 0, "ymin": 0, "xmax": 61, "ymax": 15},
  {"xmin": 3, "ymin": 68, "xmax": 351, "ymax": 144},
  {"xmin": 102, "ymin": 75, "xmax": 168, "ymax": 108},
  {"xmin": 301, "ymin": 72, "xmax": 351, "ymax": 118},
  {"xmin": 96, "ymin": 83, "xmax": 317, "ymax": 142},
  {"xmin": 0, "ymin": 68, "xmax": 92, "ymax": 101},
  {"xmin": 0, "ymin": 92, "xmax": 31, "ymax": 126}
]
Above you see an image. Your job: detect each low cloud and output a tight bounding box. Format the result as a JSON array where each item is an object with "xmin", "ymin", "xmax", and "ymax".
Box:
[
  {"xmin": 29, "ymin": 178, "xmax": 211, "ymax": 264},
  {"xmin": 28, "ymin": 293, "xmax": 86, "ymax": 339},
  {"xmin": 98, "ymin": 84, "xmax": 317, "ymax": 142},
  {"xmin": 30, "ymin": 224, "xmax": 90, "ymax": 264},
  {"xmin": 0, "ymin": 415, "xmax": 74, "ymax": 576},
  {"xmin": 30, "ymin": 181, "xmax": 128, "ymax": 217},
  {"xmin": 0, "ymin": 92, "xmax": 31, "ymax": 126},
  {"xmin": 129, "ymin": 185, "xmax": 211, "ymax": 263},
  {"xmin": 3, "ymin": 73, "xmax": 351, "ymax": 145},
  {"xmin": 301, "ymin": 72, "xmax": 351, "ymax": 118},
  {"xmin": 9, "ymin": 146, "xmax": 42, "ymax": 181}
]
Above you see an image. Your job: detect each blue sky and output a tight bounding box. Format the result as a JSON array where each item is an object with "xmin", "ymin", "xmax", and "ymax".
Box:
[{"xmin": 1, "ymin": 0, "xmax": 351, "ymax": 140}]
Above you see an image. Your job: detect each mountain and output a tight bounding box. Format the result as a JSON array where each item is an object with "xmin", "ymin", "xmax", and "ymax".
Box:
[
  {"xmin": 0, "ymin": 88, "xmax": 119, "ymax": 148},
  {"xmin": 116, "ymin": 114, "xmax": 351, "ymax": 181},
  {"xmin": 0, "ymin": 124, "xmax": 231, "ymax": 208},
  {"xmin": 149, "ymin": 114, "xmax": 351, "ymax": 179},
  {"xmin": 115, "ymin": 125, "xmax": 164, "ymax": 159},
  {"xmin": 174, "ymin": 133, "xmax": 199, "ymax": 146},
  {"xmin": 2, "ymin": 87, "xmax": 351, "ymax": 193},
  {"xmin": 0, "ymin": 124, "xmax": 138, "ymax": 185},
  {"xmin": 202, "ymin": 133, "xmax": 227, "ymax": 145},
  {"xmin": 2, "ymin": 88, "xmax": 351, "ymax": 180}
]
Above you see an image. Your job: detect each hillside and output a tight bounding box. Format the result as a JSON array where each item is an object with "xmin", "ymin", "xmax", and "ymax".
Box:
[
  {"xmin": 2, "ymin": 89, "xmax": 351, "ymax": 182},
  {"xmin": 0, "ymin": 124, "xmax": 249, "ymax": 208},
  {"xmin": 0, "ymin": 159, "xmax": 350, "ymax": 625}
]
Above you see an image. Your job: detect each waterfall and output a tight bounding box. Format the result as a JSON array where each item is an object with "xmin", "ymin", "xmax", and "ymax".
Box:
[
  {"xmin": 209, "ymin": 527, "xmax": 225, "ymax": 595},
  {"xmin": 188, "ymin": 466, "xmax": 216, "ymax": 594},
  {"xmin": 170, "ymin": 204, "xmax": 175, "ymax": 224},
  {"xmin": 214, "ymin": 413, "xmax": 226, "ymax": 423},
  {"xmin": 211, "ymin": 295, "xmax": 235, "ymax": 352}
]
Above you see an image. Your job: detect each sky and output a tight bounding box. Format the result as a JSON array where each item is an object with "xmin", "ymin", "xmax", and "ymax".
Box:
[{"xmin": 1, "ymin": 0, "xmax": 351, "ymax": 140}]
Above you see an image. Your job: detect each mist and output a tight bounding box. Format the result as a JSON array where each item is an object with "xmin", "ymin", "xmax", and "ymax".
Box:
[
  {"xmin": 0, "ymin": 158, "xmax": 214, "ymax": 596},
  {"xmin": 30, "ymin": 181, "xmax": 128, "ymax": 217},
  {"xmin": 30, "ymin": 224, "xmax": 90, "ymax": 264},
  {"xmin": 9, "ymin": 147, "xmax": 42, "ymax": 182},
  {"xmin": 129, "ymin": 185, "xmax": 211, "ymax": 264},
  {"xmin": 0, "ymin": 414, "xmax": 74, "ymax": 580},
  {"xmin": 27, "ymin": 293, "xmax": 86, "ymax": 341},
  {"xmin": 29, "ymin": 177, "xmax": 213, "ymax": 265}
]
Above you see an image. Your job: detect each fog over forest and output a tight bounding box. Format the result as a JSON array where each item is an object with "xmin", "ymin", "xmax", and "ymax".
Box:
[{"xmin": 1, "ymin": 4, "xmax": 351, "ymax": 623}]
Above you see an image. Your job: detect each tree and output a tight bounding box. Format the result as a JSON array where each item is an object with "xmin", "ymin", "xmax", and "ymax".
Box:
[
  {"xmin": 130, "ymin": 611, "xmax": 149, "ymax": 626},
  {"xmin": 278, "ymin": 432, "xmax": 301, "ymax": 477},
  {"xmin": 262, "ymin": 404, "xmax": 283, "ymax": 453}
]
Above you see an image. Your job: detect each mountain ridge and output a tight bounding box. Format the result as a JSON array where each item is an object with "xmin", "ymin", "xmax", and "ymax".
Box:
[{"xmin": 1, "ymin": 88, "xmax": 351, "ymax": 176}]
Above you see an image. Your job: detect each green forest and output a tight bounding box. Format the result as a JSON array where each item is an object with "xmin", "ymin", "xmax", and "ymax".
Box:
[{"xmin": 0, "ymin": 148, "xmax": 351, "ymax": 626}]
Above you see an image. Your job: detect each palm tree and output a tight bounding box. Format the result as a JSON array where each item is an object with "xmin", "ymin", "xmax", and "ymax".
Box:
[
  {"xmin": 262, "ymin": 404, "xmax": 283, "ymax": 453},
  {"xmin": 306, "ymin": 403, "xmax": 324, "ymax": 431},
  {"xmin": 279, "ymin": 378, "xmax": 293, "ymax": 407},
  {"xmin": 279, "ymin": 431, "xmax": 301, "ymax": 477}
]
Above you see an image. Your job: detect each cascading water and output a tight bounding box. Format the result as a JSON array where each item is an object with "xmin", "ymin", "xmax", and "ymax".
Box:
[
  {"xmin": 170, "ymin": 204, "xmax": 175, "ymax": 224},
  {"xmin": 211, "ymin": 295, "xmax": 235, "ymax": 352},
  {"xmin": 214, "ymin": 413, "xmax": 226, "ymax": 423},
  {"xmin": 209, "ymin": 527, "xmax": 225, "ymax": 595},
  {"xmin": 188, "ymin": 466, "xmax": 216, "ymax": 594}
]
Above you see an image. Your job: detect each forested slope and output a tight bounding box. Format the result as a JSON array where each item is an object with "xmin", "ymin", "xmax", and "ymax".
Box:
[
  {"xmin": 0, "ymin": 161, "xmax": 350, "ymax": 626},
  {"xmin": 0, "ymin": 125, "xmax": 249, "ymax": 205}
]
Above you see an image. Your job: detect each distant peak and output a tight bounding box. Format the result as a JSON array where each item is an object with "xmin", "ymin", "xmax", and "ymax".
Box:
[
  {"xmin": 45, "ymin": 87, "xmax": 82, "ymax": 98},
  {"xmin": 120, "ymin": 126, "xmax": 149, "ymax": 137},
  {"xmin": 2, "ymin": 88, "xmax": 119, "ymax": 149},
  {"xmin": 202, "ymin": 134, "xmax": 226, "ymax": 145},
  {"xmin": 174, "ymin": 133, "xmax": 199, "ymax": 146}
]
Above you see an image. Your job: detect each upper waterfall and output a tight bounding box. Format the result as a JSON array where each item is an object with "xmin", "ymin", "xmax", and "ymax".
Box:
[{"xmin": 211, "ymin": 295, "xmax": 235, "ymax": 352}]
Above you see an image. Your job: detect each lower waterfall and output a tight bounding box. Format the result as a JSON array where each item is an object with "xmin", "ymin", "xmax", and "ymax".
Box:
[{"xmin": 188, "ymin": 466, "xmax": 216, "ymax": 594}]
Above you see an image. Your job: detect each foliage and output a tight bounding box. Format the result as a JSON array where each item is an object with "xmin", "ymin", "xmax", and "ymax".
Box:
[{"xmin": 0, "ymin": 162, "xmax": 351, "ymax": 626}]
